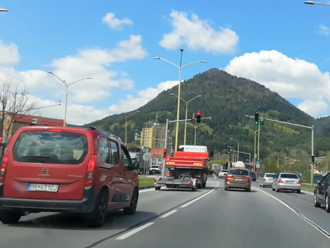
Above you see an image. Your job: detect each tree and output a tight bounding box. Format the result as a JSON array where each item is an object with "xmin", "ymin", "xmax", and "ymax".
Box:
[{"xmin": 0, "ymin": 81, "xmax": 36, "ymax": 137}]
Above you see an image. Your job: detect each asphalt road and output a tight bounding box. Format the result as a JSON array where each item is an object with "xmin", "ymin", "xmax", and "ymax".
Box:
[{"xmin": 1, "ymin": 178, "xmax": 330, "ymax": 248}]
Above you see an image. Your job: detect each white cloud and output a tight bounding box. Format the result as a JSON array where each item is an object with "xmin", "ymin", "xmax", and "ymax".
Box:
[
  {"xmin": 297, "ymin": 100, "xmax": 330, "ymax": 117},
  {"xmin": 224, "ymin": 50, "xmax": 330, "ymax": 118},
  {"xmin": 0, "ymin": 40, "xmax": 20, "ymax": 65},
  {"xmin": 102, "ymin": 12, "xmax": 133, "ymax": 30},
  {"xmin": 318, "ymin": 24, "xmax": 330, "ymax": 36},
  {"xmin": 159, "ymin": 10, "xmax": 239, "ymax": 54}
]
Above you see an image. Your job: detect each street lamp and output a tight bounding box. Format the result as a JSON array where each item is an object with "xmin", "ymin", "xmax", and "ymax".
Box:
[
  {"xmin": 304, "ymin": 1, "xmax": 330, "ymax": 6},
  {"xmin": 244, "ymin": 127, "xmax": 260, "ymax": 172},
  {"xmin": 229, "ymin": 138, "xmax": 240, "ymax": 162},
  {"xmin": 20, "ymin": 101, "xmax": 61, "ymax": 113},
  {"xmin": 0, "ymin": 9, "xmax": 8, "ymax": 12},
  {"xmin": 154, "ymin": 49, "xmax": 206, "ymax": 151},
  {"xmin": 47, "ymin": 72, "xmax": 91, "ymax": 127},
  {"xmin": 187, "ymin": 123, "xmax": 204, "ymax": 145},
  {"xmin": 125, "ymin": 111, "xmax": 140, "ymax": 144},
  {"xmin": 170, "ymin": 93, "xmax": 202, "ymax": 145}
]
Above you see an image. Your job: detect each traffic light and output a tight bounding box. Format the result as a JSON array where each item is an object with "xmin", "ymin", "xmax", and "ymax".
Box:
[
  {"xmin": 191, "ymin": 118, "xmax": 196, "ymax": 123},
  {"xmin": 163, "ymin": 149, "xmax": 167, "ymax": 158},
  {"xmin": 254, "ymin": 112, "xmax": 259, "ymax": 125},
  {"xmin": 226, "ymin": 148, "xmax": 232, "ymax": 154},
  {"xmin": 196, "ymin": 111, "xmax": 201, "ymax": 123},
  {"xmin": 260, "ymin": 116, "xmax": 264, "ymax": 125},
  {"xmin": 311, "ymin": 155, "xmax": 315, "ymax": 165}
]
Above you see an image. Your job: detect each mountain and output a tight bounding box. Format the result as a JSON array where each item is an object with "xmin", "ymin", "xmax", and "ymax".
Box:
[{"xmin": 86, "ymin": 68, "xmax": 330, "ymax": 160}]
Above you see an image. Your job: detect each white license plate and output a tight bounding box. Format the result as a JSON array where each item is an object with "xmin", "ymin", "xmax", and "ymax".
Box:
[
  {"xmin": 27, "ymin": 184, "xmax": 59, "ymax": 192},
  {"xmin": 234, "ymin": 178, "xmax": 242, "ymax": 181},
  {"xmin": 285, "ymin": 181, "xmax": 294, "ymax": 184}
]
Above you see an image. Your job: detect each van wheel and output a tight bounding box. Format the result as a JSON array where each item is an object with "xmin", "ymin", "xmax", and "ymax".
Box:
[
  {"xmin": 124, "ymin": 189, "xmax": 138, "ymax": 215},
  {"xmin": 86, "ymin": 190, "xmax": 108, "ymax": 228},
  {"xmin": 0, "ymin": 211, "xmax": 21, "ymax": 224}
]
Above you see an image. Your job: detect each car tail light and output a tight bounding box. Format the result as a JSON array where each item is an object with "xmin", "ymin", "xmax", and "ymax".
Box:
[
  {"xmin": 85, "ymin": 155, "xmax": 96, "ymax": 187},
  {"xmin": 194, "ymin": 175, "xmax": 201, "ymax": 178},
  {"xmin": 154, "ymin": 178, "xmax": 158, "ymax": 183},
  {"xmin": 279, "ymin": 179, "xmax": 284, "ymax": 183},
  {"xmin": 226, "ymin": 174, "xmax": 233, "ymax": 179},
  {"xmin": 48, "ymin": 128, "xmax": 62, "ymax": 132},
  {"xmin": 297, "ymin": 180, "xmax": 301, "ymax": 185},
  {"xmin": 166, "ymin": 173, "xmax": 173, "ymax": 177},
  {"xmin": 244, "ymin": 176, "xmax": 251, "ymax": 180},
  {"xmin": 189, "ymin": 180, "xmax": 193, "ymax": 185},
  {"xmin": 263, "ymin": 178, "xmax": 266, "ymax": 181},
  {"xmin": 0, "ymin": 152, "xmax": 8, "ymax": 182}
]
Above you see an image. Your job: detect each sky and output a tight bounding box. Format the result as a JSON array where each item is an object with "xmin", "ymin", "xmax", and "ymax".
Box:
[{"xmin": 0, "ymin": 0, "xmax": 330, "ymax": 125}]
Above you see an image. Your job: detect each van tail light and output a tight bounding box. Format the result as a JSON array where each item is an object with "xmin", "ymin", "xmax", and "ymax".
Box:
[
  {"xmin": 244, "ymin": 176, "xmax": 251, "ymax": 180},
  {"xmin": 85, "ymin": 155, "xmax": 96, "ymax": 187},
  {"xmin": 194, "ymin": 175, "xmax": 201, "ymax": 178},
  {"xmin": 279, "ymin": 179, "xmax": 284, "ymax": 184},
  {"xmin": 297, "ymin": 180, "xmax": 301, "ymax": 185},
  {"xmin": 226, "ymin": 174, "xmax": 233, "ymax": 179},
  {"xmin": 0, "ymin": 152, "xmax": 9, "ymax": 182}
]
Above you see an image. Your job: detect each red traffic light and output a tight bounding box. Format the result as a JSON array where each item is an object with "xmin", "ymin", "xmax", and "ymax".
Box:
[
  {"xmin": 164, "ymin": 149, "xmax": 167, "ymax": 152},
  {"xmin": 191, "ymin": 119, "xmax": 195, "ymax": 123},
  {"xmin": 196, "ymin": 111, "xmax": 201, "ymax": 116}
]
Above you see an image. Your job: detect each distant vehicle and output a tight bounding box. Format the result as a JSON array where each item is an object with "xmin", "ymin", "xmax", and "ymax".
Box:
[
  {"xmin": 259, "ymin": 173, "xmax": 277, "ymax": 187},
  {"xmin": 272, "ymin": 172, "xmax": 301, "ymax": 193},
  {"xmin": 250, "ymin": 172, "xmax": 256, "ymax": 181},
  {"xmin": 313, "ymin": 172, "xmax": 330, "ymax": 212},
  {"xmin": 128, "ymin": 147, "xmax": 147, "ymax": 174},
  {"xmin": 154, "ymin": 145, "xmax": 209, "ymax": 191},
  {"xmin": 225, "ymin": 165, "xmax": 251, "ymax": 192},
  {"xmin": 218, "ymin": 169, "xmax": 228, "ymax": 178},
  {"xmin": 0, "ymin": 125, "xmax": 139, "ymax": 227}
]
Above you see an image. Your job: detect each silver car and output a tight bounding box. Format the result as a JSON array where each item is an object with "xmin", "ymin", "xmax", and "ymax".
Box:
[
  {"xmin": 272, "ymin": 172, "xmax": 301, "ymax": 193},
  {"xmin": 260, "ymin": 173, "xmax": 277, "ymax": 187}
]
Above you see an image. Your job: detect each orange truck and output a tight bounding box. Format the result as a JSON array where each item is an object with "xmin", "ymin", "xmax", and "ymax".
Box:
[{"xmin": 154, "ymin": 145, "xmax": 209, "ymax": 191}]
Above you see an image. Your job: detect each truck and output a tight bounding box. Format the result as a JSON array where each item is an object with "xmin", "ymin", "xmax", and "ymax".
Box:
[
  {"xmin": 128, "ymin": 147, "xmax": 147, "ymax": 174},
  {"xmin": 154, "ymin": 145, "xmax": 209, "ymax": 191}
]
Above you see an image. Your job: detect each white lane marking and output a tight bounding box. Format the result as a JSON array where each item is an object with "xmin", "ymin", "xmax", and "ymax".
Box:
[
  {"xmin": 116, "ymin": 222, "xmax": 154, "ymax": 240},
  {"xmin": 255, "ymin": 187, "xmax": 330, "ymax": 240},
  {"xmin": 160, "ymin": 210, "xmax": 177, "ymax": 218},
  {"xmin": 216, "ymin": 181, "xmax": 219, "ymax": 187},
  {"xmin": 180, "ymin": 186, "xmax": 218, "ymax": 208},
  {"xmin": 139, "ymin": 188, "xmax": 154, "ymax": 193}
]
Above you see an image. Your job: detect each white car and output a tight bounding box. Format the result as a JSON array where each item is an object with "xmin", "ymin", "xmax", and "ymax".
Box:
[
  {"xmin": 218, "ymin": 169, "xmax": 228, "ymax": 178},
  {"xmin": 260, "ymin": 173, "xmax": 277, "ymax": 187}
]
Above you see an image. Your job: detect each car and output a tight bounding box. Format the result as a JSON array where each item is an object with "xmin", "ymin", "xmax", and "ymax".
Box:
[
  {"xmin": 218, "ymin": 169, "xmax": 228, "ymax": 178},
  {"xmin": 313, "ymin": 172, "xmax": 330, "ymax": 212},
  {"xmin": 0, "ymin": 125, "xmax": 140, "ymax": 227},
  {"xmin": 250, "ymin": 172, "xmax": 257, "ymax": 181},
  {"xmin": 272, "ymin": 172, "xmax": 301, "ymax": 193},
  {"xmin": 260, "ymin": 173, "xmax": 277, "ymax": 187},
  {"xmin": 224, "ymin": 168, "xmax": 251, "ymax": 191}
]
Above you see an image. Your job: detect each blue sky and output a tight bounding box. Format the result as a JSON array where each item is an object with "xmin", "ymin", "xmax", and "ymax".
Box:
[{"xmin": 0, "ymin": 0, "xmax": 330, "ymax": 124}]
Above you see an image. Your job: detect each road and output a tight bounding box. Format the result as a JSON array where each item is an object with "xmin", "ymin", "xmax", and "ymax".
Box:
[{"xmin": 1, "ymin": 178, "xmax": 330, "ymax": 248}]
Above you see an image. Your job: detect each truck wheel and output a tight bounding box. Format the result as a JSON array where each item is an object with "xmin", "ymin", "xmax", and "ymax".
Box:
[
  {"xmin": 202, "ymin": 182, "xmax": 206, "ymax": 188},
  {"xmin": 197, "ymin": 184, "xmax": 202, "ymax": 189},
  {"xmin": 0, "ymin": 211, "xmax": 21, "ymax": 224}
]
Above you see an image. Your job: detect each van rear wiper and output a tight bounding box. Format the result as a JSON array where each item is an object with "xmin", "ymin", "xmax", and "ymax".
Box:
[{"xmin": 22, "ymin": 155, "xmax": 50, "ymax": 158}]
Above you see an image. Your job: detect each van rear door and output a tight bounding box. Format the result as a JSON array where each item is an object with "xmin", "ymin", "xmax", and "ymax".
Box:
[{"xmin": 3, "ymin": 128, "xmax": 90, "ymax": 200}]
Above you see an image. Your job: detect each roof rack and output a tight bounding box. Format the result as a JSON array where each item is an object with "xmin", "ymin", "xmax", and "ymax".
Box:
[{"xmin": 88, "ymin": 126, "xmax": 123, "ymax": 142}]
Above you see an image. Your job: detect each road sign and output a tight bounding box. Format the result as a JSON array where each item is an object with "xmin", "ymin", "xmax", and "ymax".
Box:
[
  {"xmin": 256, "ymin": 160, "xmax": 260, "ymax": 164},
  {"xmin": 143, "ymin": 152, "xmax": 151, "ymax": 161},
  {"xmin": 256, "ymin": 163, "xmax": 260, "ymax": 169}
]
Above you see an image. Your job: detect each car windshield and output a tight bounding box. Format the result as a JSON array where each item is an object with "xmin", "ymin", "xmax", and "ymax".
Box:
[
  {"xmin": 280, "ymin": 174, "xmax": 298, "ymax": 179},
  {"xmin": 266, "ymin": 174, "xmax": 277, "ymax": 178},
  {"xmin": 229, "ymin": 169, "xmax": 248, "ymax": 175},
  {"xmin": 13, "ymin": 131, "xmax": 88, "ymax": 164}
]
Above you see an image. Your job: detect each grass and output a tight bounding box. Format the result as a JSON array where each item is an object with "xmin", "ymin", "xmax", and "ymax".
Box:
[
  {"xmin": 301, "ymin": 184, "xmax": 315, "ymax": 192},
  {"xmin": 139, "ymin": 176, "xmax": 154, "ymax": 188}
]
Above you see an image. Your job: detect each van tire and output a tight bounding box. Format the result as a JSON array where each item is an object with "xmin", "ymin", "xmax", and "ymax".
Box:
[
  {"xmin": 0, "ymin": 211, "xmax": 21, "ymax": 224},
  {"xmin": 86, "ymin": 190, "xmax": 108, "ymax": 228},
  {"xmin": 124, "ymin": 189, "xmax": 138, "ymax": 215}
]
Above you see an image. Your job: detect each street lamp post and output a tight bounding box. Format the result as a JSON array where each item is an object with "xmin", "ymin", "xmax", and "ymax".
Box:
[
  {"xmin": 125, "ymin": 111, "xmax": 140, "ymax": 144},
  {"xmin": 0, "ymin": 8, "xmax": 8, "ymax": 12},
  {"xmin": 230, "ymin": 138, "xmax": 239, "ymax": 162},
  {"xmin": 244, "ymin": 127, "xmax": 260, "ymax": 172},
  {"xmin": 48, "ymin": 72, "xmax": 91, "ymax": 127},
  {"xmin": 154, "ymin": 50, "xmax": 206, "ymax": 151},
  {"xmin": 170, "ymin": 93, "xmax": 202, "ymax": 145},
  {"xmin": 187, "ymin": 123, "xmax": 204, "ymax": 145},
  {"xmin": 304, "ymin": 1, "xmax": 330, "ymax": 6}
]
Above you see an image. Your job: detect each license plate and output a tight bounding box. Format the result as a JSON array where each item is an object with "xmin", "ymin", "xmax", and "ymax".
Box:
[
  {"xmin": 27, "ymin": 184, "xmax": 59, "ymax": 192},
  {"xmin": 234, "ymin": 178, "xmax": 242, "ymax": 181},
  {"xmin": 286, "ymin": 181, "xmax": 294, "ymax": 184}
]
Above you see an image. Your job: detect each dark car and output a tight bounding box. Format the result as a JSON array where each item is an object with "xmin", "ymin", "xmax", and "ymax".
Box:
[
  {"xmin": 250, "ymin": 172, "xmax": 256, "ymax": 181},
  {"xmin": 0, "ymin": 125, "xmax": 140, "ymax": 227},
  {"xmin": 314, "ymin": 172, "xmax": 330, "ymax": 212}
]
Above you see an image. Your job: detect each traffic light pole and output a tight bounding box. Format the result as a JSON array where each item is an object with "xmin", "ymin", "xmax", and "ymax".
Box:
[{"xmin": 246, "ymin": 115, "xmax": 315, "ymax": 185}]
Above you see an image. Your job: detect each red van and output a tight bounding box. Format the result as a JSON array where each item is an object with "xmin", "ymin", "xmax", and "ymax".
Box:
[{"xmin": 0, "ymin": 125, "xmax": 140, "ymax": 227}]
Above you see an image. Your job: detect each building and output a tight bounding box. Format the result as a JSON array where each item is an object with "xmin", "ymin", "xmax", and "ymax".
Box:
[
  {"xmin": 1, "ymin": 113, "xmax": 64, "ymax": 138},
  {"xmin": 140, "ymin": 114, "xmax": 173, "ymax": 151}
]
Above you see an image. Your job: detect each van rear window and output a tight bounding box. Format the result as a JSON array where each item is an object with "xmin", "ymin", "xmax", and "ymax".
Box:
[{"xmin": 13, "ymin": 131, "xmax": 88, "ymax": 164}]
